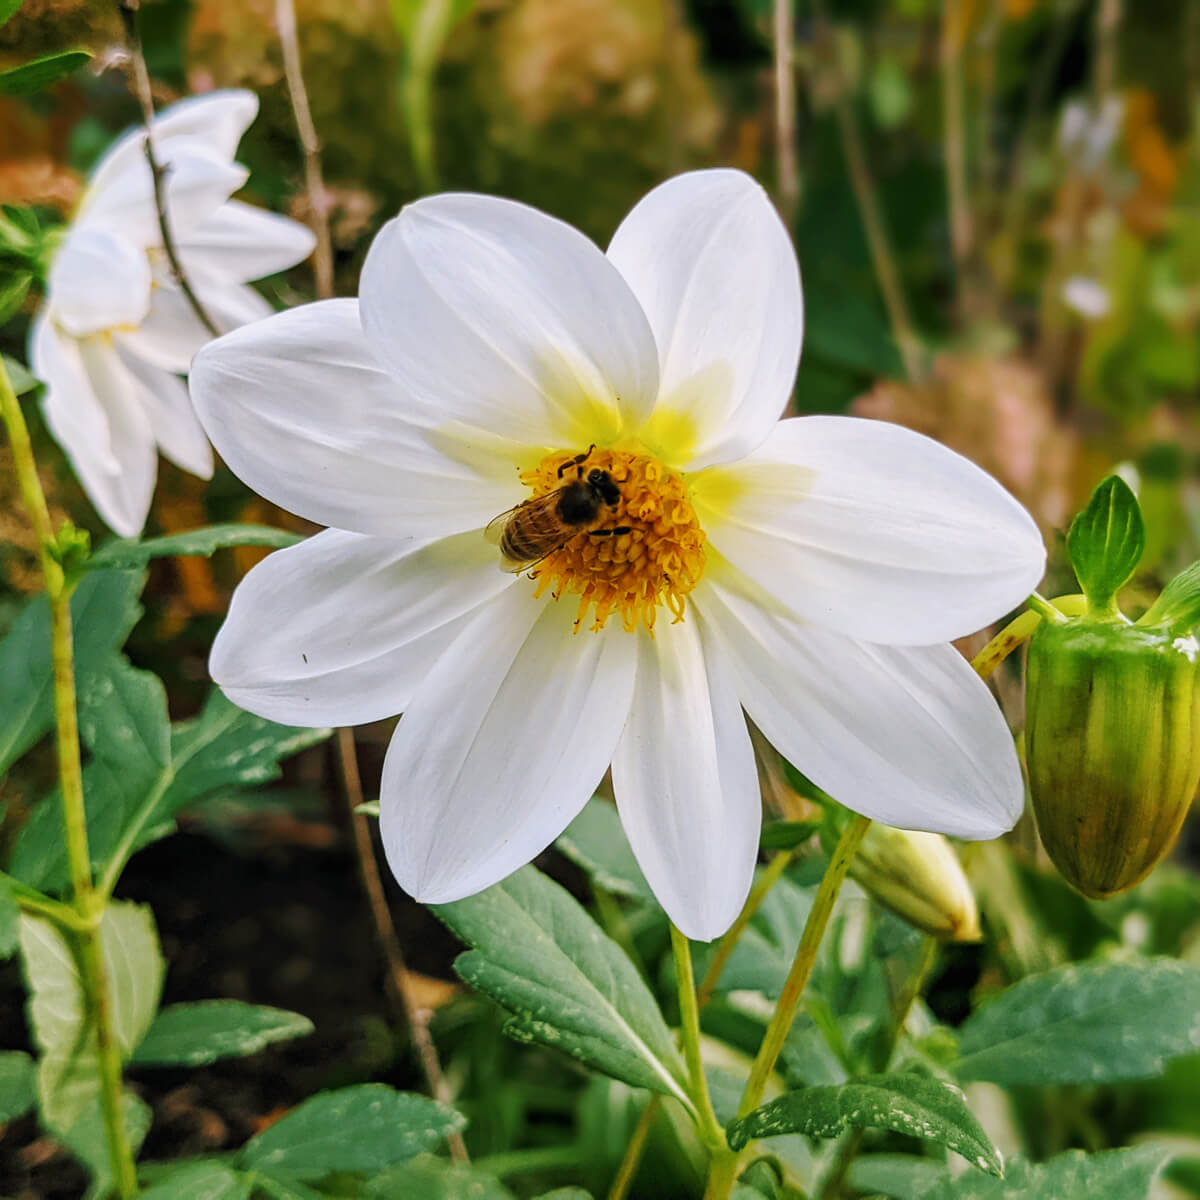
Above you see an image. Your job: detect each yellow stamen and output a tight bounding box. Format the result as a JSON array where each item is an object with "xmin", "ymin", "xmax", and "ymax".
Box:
[{"xmin": 523, "ymin": 447, "xmax": 706, "ymax": 634}]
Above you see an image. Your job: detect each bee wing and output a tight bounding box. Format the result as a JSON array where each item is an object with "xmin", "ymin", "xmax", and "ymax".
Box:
[
  {"xmin": 484, "ymin": 503, "xmax": 521, "ymax": 546},
  {"xmin": 485, "ymin": 492, "xmax": 569, "ymax": 573}
]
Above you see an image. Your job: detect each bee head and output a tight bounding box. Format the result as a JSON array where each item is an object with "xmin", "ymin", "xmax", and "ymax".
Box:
[{"xmin": 587, "ymin": 469, "xmax": 621, "ymax": 507}]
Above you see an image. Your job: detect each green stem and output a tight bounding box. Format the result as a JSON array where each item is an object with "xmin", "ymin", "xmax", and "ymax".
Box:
[
  {"xmin": 607, "ymin": 1096, "xmax": 661, "ymax": 1200},
  {"xmin": 670, "ymin": 924, "xmax": 725, "ymax": 1149},
  {"xmin": 0, "ymin": 359, "xmax": 139, "ymax": 1199},
  {"xmin": 698, "ymin": 850, "xmax": 793, "ymax": 1010},
  {"xmin": 818, "ymin": 936, "xmax": 940, "ymax": 1199},
  {"xmin": 12, "ymin": 882, "xmax": 92, "ymax": 933},
  {"xmin": 1025, "ymin": 591, "xmax": 1070, "ymax": 625},
  {"xmin": 707, "ymin": 815, "xmax": 871, "ymax": 1199}
]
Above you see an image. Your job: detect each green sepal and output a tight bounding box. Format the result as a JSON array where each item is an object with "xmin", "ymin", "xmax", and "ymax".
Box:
[
  {"xmin": 1066, "ymin": 474, "xmax": 1145, "ymax": 616},
  {"xmin": 1137, "ymin": 560, "xmax": 1200, "ymax": 635}
]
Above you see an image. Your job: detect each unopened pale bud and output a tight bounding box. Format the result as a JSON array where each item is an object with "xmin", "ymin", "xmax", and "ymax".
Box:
[
  {"xmin": 849, "ymin": 825, "xmax": 981, "ymax": 942},
  {"xmin": 1026, "ymin": 620, "xmax": 1200, "ymax": 898}
]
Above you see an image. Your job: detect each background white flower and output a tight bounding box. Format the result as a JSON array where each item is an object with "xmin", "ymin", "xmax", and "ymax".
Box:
[
  {"xmin": 190, "ymin": 169, "xmax": 1046, "ymax": 940},
  {"xmin": 30, "ymin": 90, "xmax": 316, "ymax": 538}
]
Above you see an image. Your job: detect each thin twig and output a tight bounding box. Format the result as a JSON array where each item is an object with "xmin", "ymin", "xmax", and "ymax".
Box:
[
  {"xmin": 773, "ymin": 0, "xmax": 800, "ymax": 224},
  {"xmin": 275, "ymin": 0, "xmax": 334, "ymax": 300},
  {"xmin": 119, "ymin": 1, "xmax": 220, "ymax": 338},
  {"xmin": 813, "ymin": 5, "xmax": 925, "ymax": 382},
  {"xmin": 336, "ymin": 729, "xmax": 469, "ymax": 1164},
  {"xmin": 993, "ymin": 0, "xmax": 1084, "ymax": 292},
  {"xmin": 941, "ymin": 0, "xmax": 974, "ymax": 323}
]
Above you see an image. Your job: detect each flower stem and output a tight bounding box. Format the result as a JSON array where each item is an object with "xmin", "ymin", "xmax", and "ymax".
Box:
[
  {"xmin": 670, "ymin": 923, "xmax": 725, "ymax": 1149},
  {"xmin": 1025, "ymin": 590, "xmax": 1070, "ymax": 625},
  {"xmin": 0, "ymin": 360, "xmax": 138, "ymax": 1198},
  {"xmin": 607, "ymin": 1095, "xmax": 661, "ymax": 1200},
  {"xmin": 817, "ymin": 936, "xmax": 939, "ymax": 1199},
  {"xmin": 697, "ymin": 850, "xmax": 793, "ymax": 1009},
  {"xmin": 706, "ymin": 814, "xmax": 871, "ymax": 1199}
]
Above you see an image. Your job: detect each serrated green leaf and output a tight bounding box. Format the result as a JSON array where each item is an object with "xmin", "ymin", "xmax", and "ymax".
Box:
[
  {"xmin": 0, "ymin": 0, "xmax": 25, "ymax": 28},
  {"xmin": 239, "ymin": 1084, "xmax": 465, "ymax": 1179},
  {"xmin": 0, "ymin": 568, "xmax": 144, "ymax": 776},
  {"xmin": 726, "ymin": 1073, "xmax": 1002, "ymax": 1176},
  {"xmin": 919, "ymin": 1146, "xmax": 1170, "ymax": 1200},
  {"xmin": 11, "ymin": 656, "xmax": 170, "ymax": 891},
  {"xmin": 434, "ymin": 867, "xmax": 689, "ymax": 1103},
  {"xmin": 59, "ymin": 1091, "xmax": 151, "ymax": 1199},
  {"xmin": 556, "ymin": 797, "xmax": 654, "ymax": 903},
  {"xmin": 166, "ymin": 688, "xmax": 330, "ymax": 806},
  {"xmin": 0, "ymin": 1050, "xmax": 35, "ymax": 1123},
  {"xmin": 368, "ymin": 1156, "xmax": 516, "ymax": 1199},
  {"xmin": 19, "ymin": 902, "xmax": 163, "ymax": 1131},
  {"xmin": 1066, "ymin": 475, "xmax": 1145, "ymax": 613},
  {"xmin": 131, "ymin": 1000, "xmax": 313, "ymax": 1067},
  {"xmin": 13, "ymin": 685, "xmax": 328, "ymax": 893},
  {"xmin": 956, "ymin": 958, "xmax": 1200, "ymax": 1086},
  {"xmin": 139, "ymin": 1162, "xmax": 250, "ymax": 1200},
  {"xmin": 1, "ymin": 353, "xmax": 38, "ymax": 395},
  {"xmin": 89, "ymin": 525, "xmax": 302, "ymax": 570},
  {"xmin": 0, "ymin": 49, "xmax": 92, "ymax": 94}
]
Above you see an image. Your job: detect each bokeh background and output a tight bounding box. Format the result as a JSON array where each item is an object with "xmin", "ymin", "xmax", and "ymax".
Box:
[{"xmin": 3, "ymin": 1, "xmax": 1200, "ymax": 1197}]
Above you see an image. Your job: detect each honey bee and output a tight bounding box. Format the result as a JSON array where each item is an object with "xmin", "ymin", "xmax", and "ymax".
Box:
[{"xmin": 486, "ymin": 447, "xmax": 630, "ymax": 573}]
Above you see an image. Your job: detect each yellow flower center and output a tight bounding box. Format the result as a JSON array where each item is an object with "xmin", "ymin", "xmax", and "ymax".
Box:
[{"xmin": 521, "ymin": 447, "xmax": 706, "ymax": 633}]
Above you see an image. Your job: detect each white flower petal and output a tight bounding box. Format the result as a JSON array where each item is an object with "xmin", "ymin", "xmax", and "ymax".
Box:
[
  {"xmin": 360, "ymin": 193, "xmax": 660, "ymax": 449},
  {"xmin": 47, "ymin": 226, "xmax": 150, "ymax": 337},
  {"xmin": 379, "ymin": 584, "xmax": 637, "ymax": 904},
  {"xmin": 611, "ymin": 618, "xmax": 759, "ymax": 941},
  {"xmin": 31, "ymin": 318, "xmax": 156, "ymax": 537},
  {"xmin": 697, "ymin": 573, "xmax": 1024, "ymax": 838},
  {"xmin": 114, "ymin": 344, "xmax": 212, "ymax": 478},
  {"xmin": 82, "ymin": 147, "xmax": 248, "ymax": 246},
  {"xmin": 190, "ymin": 299, "xmax": 525, "ymax": 536},
  {"xmin": 211, "ymin": 529, "xmax": 512, "ymax": 726},
  {"xmin": 176, "ymin": 199, "xmax": 316, "ymax": 282},
  {"xmin": 85, "ymin": 90, "xmax": 258, "ymax": 214},
  {"xmin": 607, "ymin": 169, "xmax": 802, "ymax": 470},
  {"xmin": 693, "ymin": 415, "xmax": 1046, "ymax": 645},
  {"xmin": 119, "ymin": 276, "xmax": 272, "ymax": 374}
]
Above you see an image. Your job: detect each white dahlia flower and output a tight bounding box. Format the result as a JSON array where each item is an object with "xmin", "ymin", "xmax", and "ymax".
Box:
[
  {"xmin": 30, "ymin": 89, "xmax": 316, "ymax": 537},
  {"xmin": 190, "ymin": 169, "xmax": 1045, "ymax": 940}
]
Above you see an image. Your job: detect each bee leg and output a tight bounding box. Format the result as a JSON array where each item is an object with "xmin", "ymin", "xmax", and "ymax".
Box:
[
  {"xmin": 557, "ymin": 444, "xmax": 597, "ymax": 479},
  {"xmin": 589, "ymin": 526, "xmax": 633, "ymax": 538}
]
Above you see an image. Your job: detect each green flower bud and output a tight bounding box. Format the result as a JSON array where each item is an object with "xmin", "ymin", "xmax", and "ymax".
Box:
[
  {"xmin": 849, "ymin": 825, "xmax": 982, "ymax": 942},
  {"xmin": 1026, "ymin": 619, "xmax": 1200, "ymax": 898}
]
